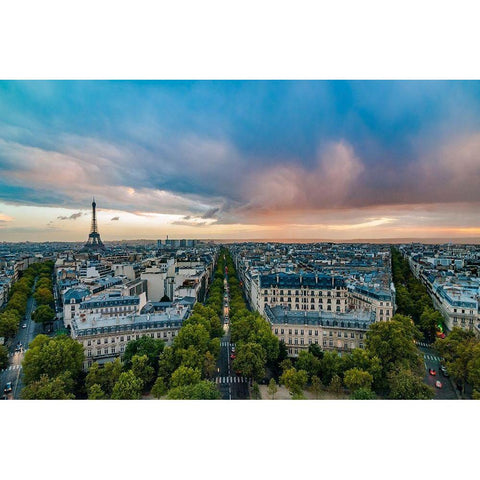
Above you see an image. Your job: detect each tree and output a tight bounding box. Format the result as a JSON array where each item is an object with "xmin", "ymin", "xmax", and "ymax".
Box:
[
  {"xmin": 308, "ymin": 343, "xmax": 324, "ymax": 359},
  {"xmin": 435, "ymin": 327, "xmax": 478, "ymax": 395},
  {"xmin": 267, "ymin": 378, "xmax": 278, "ymax": 399},
  {"xmin": 21, "ymin": 374, "xmax": 75, "ymax": 399},
  {"xmin": 171, "ymin": 366, "xmax": 202, "ymax": 388},
  {"xmin": 366, "ymin": 314, "xmax": 423, "ymax": 385},
  {"xmin": 88, "ymin": 383, "xmax": 106, "ymax": 399},
  {"xmin": 296, "ymin": 351, "xmax": 321, "ymax": 380},
  {"xmin": 0, "ymin": 310, "xmax": 20, "ymax": 338},
  {"xmin": 0, "ymin": 344, "xmax": 9, "ymax": 370},
  {"xmin": 22, "ymin": 334, "xmax": 84, "ymax": 389},
  {"xmin": 122, "ymin": 336, "xmax": 165, "ymax": 370},
  {"xmin": 350, "ymin": 388, "xmax": 377, "ymax": 400},
  {"xmin": 32, "ymin": 305, "xmax": 55, "ymax": 325},
  {"xmin": 310, "ymin": 375, "xmax": 322, "ymax": 399},
  {"xmin": 151, "ymin": 376, "xmax": 168, "ymax": 398},
  {"xmin": 131, "ymin": 354, "xmax": 155, "ymax": 388},
  {"xmin": 419, "ymin": 307, "xmax": 443, "ymax": 342},
  {"xmin": 33, "ymin": 287, "xmax": 54, "ymax": 306},
  {"xmin": 232, "ymin": 342, "xmax": 267, "ymax": 382},
  {"xmin": 251, "ymin": 382, "xmax": 261, "ymax": 399},
  {"xmin": 280, "ymin": 368, "xmax": 308, "ymax": 396},
  {"xmin": 174, "ymin": 323, "xmax": 210, "ymax": 354},
  {"xmin": 329, "ymin": 374, "xmax": 343, "ymax": 395},
  {"xmin": 166, "ymin": 380, "xmax": 221, "ymax": 399},
  {"xmin": 203, "ymin": 351, "xmax": 217, "ymax": 378},
  {"xmin": 319, "ymin": 351, "xmax": 343, "ymax": 385},
  {"xmin": 279, "ymin": 358, "xmax": 293, "ymax": 373},
  {"xmin": 343, "ymin": 368, "xmax": 373, "ymax": 392},
  {"xmin": 388, "ymin": 368, "xmax": 434, "ymax": 399},
  {"xmin": 111, "ymin": 370, "xmax": 143, "ymax": 399},
  {"xmin": 157, "ymin": 346, "xmax": 180, "ymax": 383}
]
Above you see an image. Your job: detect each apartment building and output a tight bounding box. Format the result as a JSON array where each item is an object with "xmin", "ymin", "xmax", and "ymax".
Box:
[{"xmin": 265, "ymin": 305, "xmax": 374, "ymax": 357}]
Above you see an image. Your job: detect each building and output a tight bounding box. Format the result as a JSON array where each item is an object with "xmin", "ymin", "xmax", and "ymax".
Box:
[
  {"xmin": 265, "ymin": 305, "xmax": 374, "ymax": 357},
  {"xmin": 253, "ymin": 272, "xmax": 349, "ymax": 317},
  {"xmin": 71, "ymin": 302, "xmax": 191, "ymax": 369}
]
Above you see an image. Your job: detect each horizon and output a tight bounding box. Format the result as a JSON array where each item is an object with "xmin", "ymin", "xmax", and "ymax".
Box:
[{"xmin": 2, "ymin": 80, "xmax": 480, "ymax": 242}]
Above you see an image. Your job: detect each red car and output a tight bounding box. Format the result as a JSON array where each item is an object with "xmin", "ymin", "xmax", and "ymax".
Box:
[
  {"xmin": 429, "ymin": 369, "xmax": 436, "ymax": 376},
  {"xmin": 230, "ymin": 353, "xmax": 236, "ymax": 360}
]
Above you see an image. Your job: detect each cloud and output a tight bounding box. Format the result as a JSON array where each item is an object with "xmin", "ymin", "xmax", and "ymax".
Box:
[
  {"xmin": 0, "ymin": 213, "xmax": 14, "ymax": 222},
  {"xmin": 201, "ymin": 207, "xmax": 219, "ymax": 219},
  {"xmin": 57, "ymin": 211, "xmax": 83, "ymax": 220},
  {"xmin": 111, "ymin": 216, "xmax": 119, "ymax": 221}
]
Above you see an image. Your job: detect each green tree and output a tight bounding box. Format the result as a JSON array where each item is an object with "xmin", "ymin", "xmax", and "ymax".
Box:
[
  {"xmin": 174, "ymin": 323, "xmax": 210, "ymax": 354},
  {"xmin": 131, "ymin": 354, "xmax": 155, "ymax": 388},
  {"xmin": 88, "ymin": 383, "xmax": 106, "ymax": 399},
  {"xmin": 435, "ymin": 327, "xmax": 478, "ymax": 395},
  {"xmin": 157, "ymin": 346, "xmax": 180, "ymax": 383},
  {"xmin": 319, "ymin": 350, "xmax": 343, "ymax": 385},
  {"xmin": 310, "ymin": 375, "xmax": 322, "ymax": 399},
  {"xmin": 329, "ymin": 374, "xmax": 343, "ymax": 395},
  {"xmin": 122, "ymin": 336, "xmax": 165, "ymax": 370},
  {"xmin": 22, "ymin": 334, "xmax": 84, "ymax": 389},
  {"xmin": 203, "ymin": 351, "xmax": 217, "ymax": 378},
  {"xmin": 232, "ymin": 342, "xmax": 267, "ymax": 382},
  {"xmin": 166, "ymin": 380, "xmax": 221, "ymax": 399},
  {"xmin": 170, "ymin": 366, "xmax": 202, "ymax": 388},
  {"xmin": 111, "ymin": 370, "xmax": 143, "ymax": 399},
  {"xmin": 21, "ymin": 374, "xmax": 75, "ymax": 399},
  {"xmin": 296, "ymin": 351, "xmax": 321, "ymax": 380},
  {"xmin": 343, "ymin": 368, "xmax": 373, "ymax": 392},
  {"xmin": 32, "ymin": 305, "xmax": 55, "ymax": 325},
  {"xmin": 34, "ymin": 287, "xmax": 54, "ymax": 306},
  {"xmin": 267, "ymin": 378, "xmax": 278, "ymax": 399},
  {"xmin": 308, "ymin": 343, "xmax": 324, "ymax": 359},
  {"xmin": 251, "ymin": 382, "xmax": 261, "ymax": 399},
  {"xmin": 0, "ymin": 344, "xmax": 9, "ymax": 370},
  {"xmin": 0, "ymin": 310, "xmax": 21, "ymax": 338},
  {"xmin": 350, "ymin": 388, "xmax": 377, "ymax": 400},
  {"xmin": 281, "ymin": 368, "xmax": 308, "ymax": 396},
  {"xmin": 388, "ymin": 368, "xmax": 434, "ymax": 399},
  {"xmin": 419, "ymin": 307, "xmax": 443, "ymax": 342},
  {"xmin": 151, "ymin": 376, "xmax": 168, "ymax": 398}
]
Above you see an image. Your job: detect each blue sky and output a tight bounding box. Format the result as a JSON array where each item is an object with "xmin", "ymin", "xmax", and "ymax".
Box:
[{"xmin": 1, "ymin": 80, "xmax": 480, "ymax": 241}]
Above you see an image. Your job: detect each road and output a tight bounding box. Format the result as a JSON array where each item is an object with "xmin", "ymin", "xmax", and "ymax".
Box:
[
  {"xmin": 417, "ymin": 341, "xmax": 458, "ymax": 400},
  {"xmin": 1, "ymin": 281, "xmax": 42, "ymax": 400},
  {"xmin": 213, "ymin": 259, "xmax": 249, "ymax": 399}
]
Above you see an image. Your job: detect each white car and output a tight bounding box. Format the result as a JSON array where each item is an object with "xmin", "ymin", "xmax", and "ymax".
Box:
[{"xmin": 22, "ymin": 323, "xmax": 27, "ymax": 328}]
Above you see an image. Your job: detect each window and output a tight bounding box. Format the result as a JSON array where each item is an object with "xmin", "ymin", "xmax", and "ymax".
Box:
[
  {"xmin": 104, "ymin": 348, "xmax": 108, "ymax": 354},
  {"xmin": 308, "ymin": 330, "xmax": 312, "ymax": 336},
  {"xmin": 111, "ymin": 347, "xmax": 116, "ymax": 354},
  {"xmin": 127, "ymin": 335, "xmax": 131, "ymax": 341},
  {"xmin": 120, "ymin": 336, "xmax": 124, "ymax": 342},
  {"xmin": 104, "ymin": 338, "xmax": 108, "ymax": 344},
  {"xmin": 289, "ymin": 329, "xmax": 292, "ymax": 335},
  {"xmin": 300, "ymin": 330, "xmax": 304, "ymax": 335},
  {"xmin": 329, "ymin": 340, "xmax": 333, "ymax": 347},
  {"xmin": 87, "ymin": 350, "xmax": 92, "ymax": 357},
  {"xmin": 120, "ymin": 345, "xmax": 125, "ymax": 353},
  {"xmin": 351, "ymin": 332, "xmax": 354, "ymax": 338},
  {"xmin": 323, "ymin": 340, "xmax": 327, "ymax": 346},
  {"xmin": 294, "ymin": 338, "xmax": 298, "ymax": 344},
  {"xmin": 274, "ymin": 328, "xmax": 278, "ymax": 334},
  {"xmin": 344, "ymin": 332, "xmax": 348, "ymax": 338},
  {"xmin": 300, "ymin": 338, "xmax": 304, "ymax": 345},
  {"xmin": 281, "ymin": 329, "xmax": 284, "ymax": 334},
  {"xmin": 359, "ymin": 333, "xmax": 364, "ymax": 339},
  {"xmin": 87, "ymin": 340, "xmax": 91, "ymax": 346},
  {"xmin": 329, "ymin": 331, "xmax": 332, "ymax": 337},
  {"xmin": 294, "ymin": 329, "xmax": 298, "ymax": 335},
  {"xmin": 308, "ymin": 338, "xmax": 312, "ymax": 344},
  {"xmin": 111, "ymin": 338, "xmax": 115, "ymax": 343}
]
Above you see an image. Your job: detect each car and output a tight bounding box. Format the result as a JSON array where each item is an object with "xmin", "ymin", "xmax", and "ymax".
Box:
[
  {"xmin": 231, "ymin": 346, "xmax": 236, "ymax": 353},
  {"xmin": 230, "ymin": 354, "xmax": 236, "ymax": 360},
  {"xmin": 22, "ymin": 323, "xmax": 27, "ymax": 328},
  {"xmin": 435, "ymin": 380, "xmax": 443, "ymax": 389},
  {"xmin": 440, "ymin": 365, "xmax": 449, "ymax": 377},
  {"xmin": 429, "ymin": 368, "xmax": 436, "ymax": 376},
  {"xmin": 4, "ymin": 382, "xmax": 12, "ymax": 394}
]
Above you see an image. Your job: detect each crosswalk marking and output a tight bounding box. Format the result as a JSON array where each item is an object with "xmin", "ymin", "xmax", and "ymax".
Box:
[
  {"xmin": 423, "ymin": 354, "xmax": 441, "ymax": 361},
  {"xmin": 214, "ymin": 376, "xmax": 247, "ymax": 384},
  {"xmin": 3, "ymin": 364, "xmax": 22, "ymax": 371},
  {"xmin": 221, "ymin": 341, "xmax": 235, "ymax": 347}
]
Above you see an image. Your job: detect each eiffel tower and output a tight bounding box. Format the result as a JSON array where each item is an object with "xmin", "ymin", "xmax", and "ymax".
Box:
[{"xmin": 82, "ymin": 198, "xmax": 105, "ymax": 251}]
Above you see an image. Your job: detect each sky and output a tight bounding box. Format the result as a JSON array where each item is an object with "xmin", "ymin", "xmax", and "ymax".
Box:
[{"xmin": 1, "ymin": 80, "xmax": 480, "ymax": 242}]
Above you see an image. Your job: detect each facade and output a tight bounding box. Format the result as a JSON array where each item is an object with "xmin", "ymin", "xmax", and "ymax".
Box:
[
  {"xmin": 71, "ymin": 303, "xmax": 191, "ymax": 369},
  {"xmin": 347, "ymin": 285, "xmax": 394, "ymax": 322},
  {"xmin": 255, "ymin": 273, "xmax": 348, "ymax": 317},
  {"xmin": 265, "ymin": 305, "xmax": 374, "ymax": 357}
]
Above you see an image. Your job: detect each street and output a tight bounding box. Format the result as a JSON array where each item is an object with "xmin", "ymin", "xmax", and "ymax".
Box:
[
  {"xmin": 213, "ymin": 259, "xmax": 249, "ymax": 399},
  {"xmin": 417, "ymin": 342, "xmax": 458, "ymax": 400},
  {"xmin": 1, "ymin": 282, "xmax": 42, "ymax": 400}
]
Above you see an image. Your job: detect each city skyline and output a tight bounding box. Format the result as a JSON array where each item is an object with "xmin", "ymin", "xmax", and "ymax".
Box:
[{"xmin": 2, "ymin": 80, "xmax": 480, "ymax": 242}]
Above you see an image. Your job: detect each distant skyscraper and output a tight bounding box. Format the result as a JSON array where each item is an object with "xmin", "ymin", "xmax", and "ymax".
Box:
[{"xmin": 81, "ymin": 198, "xmax": 105, "ymax": 251}]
